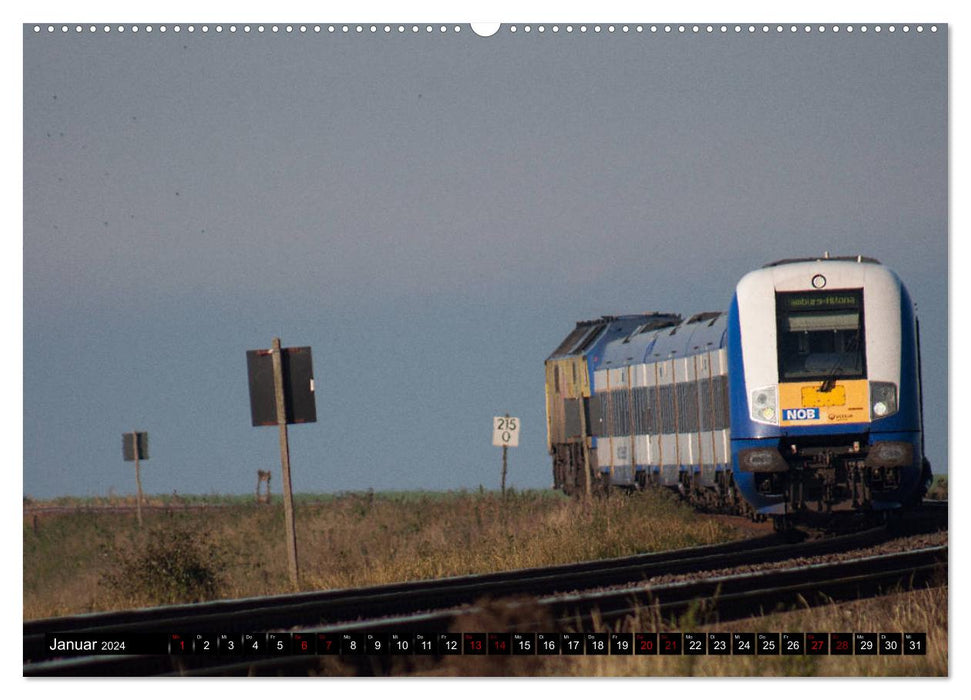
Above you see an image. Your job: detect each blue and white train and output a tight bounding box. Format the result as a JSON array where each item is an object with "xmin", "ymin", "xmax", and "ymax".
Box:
[{"xmin": 545, "ymin": 256, "xmax": 931, "ymax": 526}]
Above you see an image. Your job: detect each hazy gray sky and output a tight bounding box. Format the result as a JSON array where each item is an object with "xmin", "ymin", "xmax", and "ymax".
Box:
[{"xmin": 23, "ymin": 23, "xmax": 947, "ymax": 499}]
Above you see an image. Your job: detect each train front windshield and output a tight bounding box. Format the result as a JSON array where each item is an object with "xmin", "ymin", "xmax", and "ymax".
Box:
[{"xmin": 775, "ymin": 290, "xmax": 866, "ymax": 382}]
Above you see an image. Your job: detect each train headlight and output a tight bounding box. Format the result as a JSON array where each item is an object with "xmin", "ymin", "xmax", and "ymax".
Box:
[
  {"xmin": 750, "ymin": 386, "xmax": 778, "ymax": 424},
  {"xmin": 869, "ymin": 382, "xmax": 898, "ymax": 419}
]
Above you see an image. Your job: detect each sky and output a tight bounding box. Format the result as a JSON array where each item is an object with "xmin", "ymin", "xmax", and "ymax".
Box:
[{"xmin": 21, "ymin": 19, "xmax": 949, "ymax": 501}]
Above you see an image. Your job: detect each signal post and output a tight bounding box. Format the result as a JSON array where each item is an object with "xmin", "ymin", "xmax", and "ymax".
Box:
[
  {"xmin": 492, "ymin": 414, "xmax": 520, "ymax": 496},
  {"xmin": 246, "ymin": 338, "xmax": 316, "ymax": 589}
]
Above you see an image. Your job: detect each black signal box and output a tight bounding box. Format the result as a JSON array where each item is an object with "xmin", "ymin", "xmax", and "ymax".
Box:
[
  {"xmin": 246, "ymin": 346, "xmax": 316, "ymax": 426},
  {"xmin": 122, "ymin": 432, "xmax": 148, "ymax": 461}
]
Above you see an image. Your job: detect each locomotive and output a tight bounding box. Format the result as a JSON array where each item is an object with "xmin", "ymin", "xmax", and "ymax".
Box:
[{"xmin": 545, "ymin": 255, "xmax": 931, "ymax": 528}]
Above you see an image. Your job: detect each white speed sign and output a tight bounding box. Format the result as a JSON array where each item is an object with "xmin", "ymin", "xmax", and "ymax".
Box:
[{"xmin": 492, "ymin": 416, "xmax": 520, "ymax": 447}]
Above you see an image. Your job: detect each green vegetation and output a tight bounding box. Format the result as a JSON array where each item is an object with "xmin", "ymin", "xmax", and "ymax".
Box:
[
  {"xmin": 100, "ymin": 524, "xmax": 227, "ymax": 607},
  {"xmin": 24, "ymin": 488, "xmax": 738, "ymax": 619}
]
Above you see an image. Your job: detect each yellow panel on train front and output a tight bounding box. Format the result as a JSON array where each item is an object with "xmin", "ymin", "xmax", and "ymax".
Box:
[
  {"xmin": 778, "ymin": 380, "xmax": 870, "ymax": 426},
  {"xmin": 801, "ymin": 385, "xmax": 846, "ymax": 407}
]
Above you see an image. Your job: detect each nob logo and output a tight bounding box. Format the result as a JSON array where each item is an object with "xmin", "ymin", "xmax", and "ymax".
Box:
[{"xmin": 783, "ymin": 408, "xmax": 820, "ymax": 421}]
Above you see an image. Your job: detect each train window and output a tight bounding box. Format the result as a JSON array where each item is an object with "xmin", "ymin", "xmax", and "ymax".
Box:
[
  {"xmin": 775, "ymin": 290, "xmax": 866, "ymax": 382},
  {"xmin": 551, "ymin": 325, "xmax": 589, "ymax": 357},
  {"xmin": 786, "ymin": 311, "xmax": 858, "ymax": 332},
  {"xmin": 575, "ymin": 324, "xmax": 606, "ymax": 353},
  {"xmin": 636, "ymin": 316, "xmax": 682, "ymax": 335}
]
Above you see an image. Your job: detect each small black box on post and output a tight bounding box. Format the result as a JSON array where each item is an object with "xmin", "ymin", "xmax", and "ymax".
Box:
[
  {"xmin": 246, "ymin": 346, "xmax": 317, "ymax": 426},
  {"xmin": 123, "ymin": 432, "xmax": 149, "ymax": 461}
]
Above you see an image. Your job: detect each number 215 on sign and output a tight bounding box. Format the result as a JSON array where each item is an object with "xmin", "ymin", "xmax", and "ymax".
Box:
[{"xmin": 493, "ymin": 416, "xmax": 520, "ymax": 447}]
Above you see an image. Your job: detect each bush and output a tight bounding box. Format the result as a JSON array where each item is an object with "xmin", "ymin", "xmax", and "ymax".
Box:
[
  {"xmin": 101, "ymin": 525, "xmax": 226, "ymax": 606},
  {"xmin": 926, "ymin": 475, "xmax": 948, "ymax": 500}
]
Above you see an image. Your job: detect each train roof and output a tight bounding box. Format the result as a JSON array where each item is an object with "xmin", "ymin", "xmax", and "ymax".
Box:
[
  {"xmin": 739, "ymin": 256, "xmax": 903, "ymax": 297},
  {"xmin": 546, "ymin": 313, "xmax": 680, "ymax": 361},
  {"xmin": 763, "ymin": 255, "xmax": 881, "ymax": 268},
  {"xmin": 597, "ymin": 311, "xmax": 728, "ymax": 369}
]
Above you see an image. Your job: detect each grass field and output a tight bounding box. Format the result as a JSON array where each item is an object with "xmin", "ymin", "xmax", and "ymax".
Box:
[{"xmin": 23, "ymin": 488, "xmax": 740, "ymax": 619}]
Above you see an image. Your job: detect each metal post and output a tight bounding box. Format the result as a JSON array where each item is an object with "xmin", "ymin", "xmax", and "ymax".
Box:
[
  {"xmin": 271, "ymin": 337, "xmax": 300, "ymax": 588},
  {"xmin": 133, "ymin": 430, "xmax": 144, "ymax": 528},
  {"xmin": 500, "ymin": 412, "xmax": 511, "ymax": 496}
]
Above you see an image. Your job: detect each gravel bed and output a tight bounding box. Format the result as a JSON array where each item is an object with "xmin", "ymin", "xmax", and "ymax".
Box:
[{"xmin": 625, "ymin": 530, "xmax": 948, "ymax": 589}]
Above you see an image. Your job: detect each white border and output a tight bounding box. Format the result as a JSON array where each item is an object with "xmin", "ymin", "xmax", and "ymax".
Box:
[{"xmin": 10, "ymin": 1, "xmax": 961, "ymax": 697}]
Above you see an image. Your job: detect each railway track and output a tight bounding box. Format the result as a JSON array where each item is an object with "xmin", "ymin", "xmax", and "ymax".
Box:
[
  {"xmin": 23, "ymin": 521, "xmax": 945, "ymax": 676},
  {"xmin": 24, "ymin": 503, "xmax": 236, "ymax": 515},
  {"xmin": 186, "ymin": 544, "xmax": 945, "ymax": 677}
]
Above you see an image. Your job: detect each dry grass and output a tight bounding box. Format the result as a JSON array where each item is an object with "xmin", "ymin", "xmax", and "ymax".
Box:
[
  {"xmin": 419, "ymin": 585, "xmax": 947, "ymax": 677},
  {"xmin": 926, "ymin": 475, "xmax": 948, "ymax": 500},
  {"xmin": 566, "ymin": 586, "xmax": 946, "ymax": 677},
  {"xmin": 23, "ymin": 488, "xmax": 740, "ymax": 619}
]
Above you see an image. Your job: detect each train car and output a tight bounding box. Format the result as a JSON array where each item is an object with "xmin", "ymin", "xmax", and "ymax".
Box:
[
  {"xmin": 590, "ymin": 311, "xmax": 732, "ymax": 503},
  {"xmin": 545, "ymin": 313, "xmax": 681, "ymax": 494},
  {"xmin": 728, "ymin": 256, "xmax": 931, "ymax": 523},
  {"xmin": 545, "ymin": 255, "xmax": 930, "ymax": 527}
]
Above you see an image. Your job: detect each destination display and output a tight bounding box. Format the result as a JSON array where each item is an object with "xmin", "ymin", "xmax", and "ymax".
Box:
[{"xmin": 780, "ymin": 289, "xmax": 862, "ymax": 311}]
